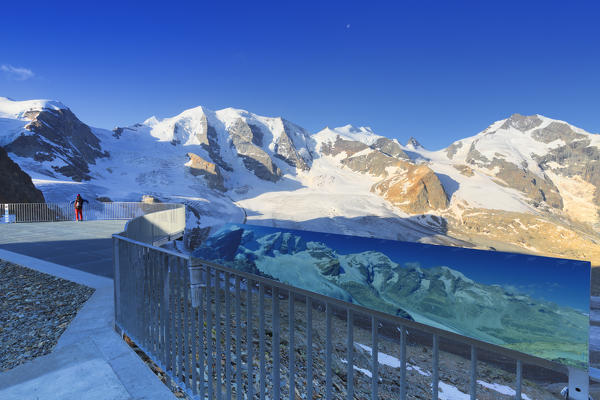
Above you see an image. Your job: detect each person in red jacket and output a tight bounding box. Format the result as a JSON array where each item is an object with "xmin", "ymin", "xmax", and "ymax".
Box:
[{"xmin": 70, "ymin": 194, "xmax": 89, "ymax": 221}]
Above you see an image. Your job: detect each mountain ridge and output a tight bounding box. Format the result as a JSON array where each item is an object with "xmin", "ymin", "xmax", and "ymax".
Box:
[{"xmin": 1, "ymin": 96, "xmax": 599, "ymax": 265}]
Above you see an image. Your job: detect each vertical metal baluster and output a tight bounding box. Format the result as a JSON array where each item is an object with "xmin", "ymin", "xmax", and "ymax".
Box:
[
  {"xmin": 198, "ymin": 266, "xmax": 206, "ymax": 400},
  {"xmin": 259, "ymin": 283, "xmax": 266, "ymax": 400},
  {"xmin": 371, "ymin": 316, "xmax": 378, "ymax": 400},
  {"xmin": 145, "ymin": 251, "xmax": 152, "ymax": 353},
  {"xmin": 190, "ymin": 263, "xmax": 198, "ymax": 397},
  {"xmin": 400, "ymin": 326, "xmax": 407, "ymax": 400},
  {"xmin": 170, "ymin": 258, "xmax": 177, "ymax": 385},
  {"xmin": 215, "ymin": 271, "xmax": 222, "ymax": 400},
  {"xmin": 347, "ymin": 309, "xmax": 354, "ymax": 400},
  {"xmin": 161, "ymin": 254, "xmax": 169, "ymax": 369},
  {"xmin": 273, "ymin": 286, "xmax": 280, "ymax": 400},
  {"xmin": 174, "ymin": 257, "xmax": 181, "ymax": 385},
  {"xmin": 288, "ymin": 291, "xmax": 294, "ymax": 400},
  {"xmin": 235, "ymin": 276, "xmax": 242, "ymax": 400},
  {"xmin": 515, "ymin": 360, "xmax": 522, "ymax": 400},
  {"xmin": 225, "ymin": 272, "xmax": 232, "ymax": 400},
  {"xmin": 149, "ymin": 251, "xmax": 156, "ymax": 357},
  {"xmin": 182, "ymin": 259, "xmax": 191, "ymax": 391},
  {"xmin": 470, "ymin": 346, "xmax": 477, "ymax": 400},
  {"xmin": 326, "ymin": 303, "xmax": 332, "ymax": 400},
  {"xmin": 247, "ymin": 279, "xmax": 254, "ymax": 400},
  {"xmin": 432, "ymin": 334, "xmax": 439, "ymax": 400},
  {"xmin": 306, "ymin": 297, "xmax": 313, "ymax": 400},
  {"xmin": 206, "ymin": 267, "xmax": 214, "ymax": 400}
]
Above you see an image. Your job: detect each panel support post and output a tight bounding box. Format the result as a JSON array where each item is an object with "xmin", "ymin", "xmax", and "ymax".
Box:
[{"xmin": 567, "ymin": 367, "xmax": 589, "ymax": 400}]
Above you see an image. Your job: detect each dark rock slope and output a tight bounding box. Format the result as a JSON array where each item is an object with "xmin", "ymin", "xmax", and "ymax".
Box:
[
  {"xmin": 4, "ymin": 107, "xmax": 108, "ymax": 181},
  {"xmin": 0, "ymin": 146, "xmax": 45, "ymax": 203}
]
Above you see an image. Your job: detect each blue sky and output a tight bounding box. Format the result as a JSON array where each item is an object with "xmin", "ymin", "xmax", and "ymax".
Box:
[{"xmin": 1, "ymin": 1, "xmax": 599, "ymax": 149}]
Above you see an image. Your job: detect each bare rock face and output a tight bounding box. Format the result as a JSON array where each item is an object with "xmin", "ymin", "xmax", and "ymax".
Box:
[
  {"xmin": 273, "ymin": 119, "xmax": 311, "ymax": 171},
  {"xmin": 453, "ymin": 164, "xmax": 474, "ymax": 177},
  {"xmin": 186, "ymin": 153, "xmax": 225, "ymax": 191},
  {"xmin": 372, "ymin": 162, "xmax": 449, "ymax": 213},
  {"xmin": 465, "ymin": 139, "xmax": 563, "ymax": 209},
  {"xmin": 4, "ymin": 108, "xmax": 107, "ymax": 181},
  {"xmin": 228, "ymin": 118, "xmax": 281, "ymax": 182},
  {"xmin": 499, "ymin": 113, "xmax": 543, "ymax": 132},
  {"xmin": 0, "ymin": 146, "xmax": 45, "ymax": 203},
  {"xmin": 321, "ymin": 136, "xmax": 369, "ymax": 157},
  {"xmin": 491, "ymin": 159, "xmax": 563, "ymax": 209},
  {"xmin": 341, "ymin": 150, "xmax": 399, "ymax": 177},
  {"xmin": 445, "ymin": 141, "xmax": 463, "ymax": 159},
  {"xmin": 373, "ymin": 137, "xmax": 410, "ymax": 159},
  {"xmin": 532, "ymin": 125, "xmax": 600, "ymax": 207}
]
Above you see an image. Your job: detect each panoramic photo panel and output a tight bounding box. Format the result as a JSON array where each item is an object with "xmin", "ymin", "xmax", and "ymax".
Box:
[{"xmin": 193, "ymin": 223, "xmax": 591, "ymax": 369}]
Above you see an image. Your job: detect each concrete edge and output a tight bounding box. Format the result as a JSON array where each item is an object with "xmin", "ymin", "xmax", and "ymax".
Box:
[{"xmin": 0, "ymin": 248, "xmax": 112, "ymax": 289}]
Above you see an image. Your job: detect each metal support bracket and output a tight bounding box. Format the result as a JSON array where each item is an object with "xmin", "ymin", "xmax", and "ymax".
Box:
[{"xmin": 568, "ymin": 367, "xmax": 590, "ymax": 400}]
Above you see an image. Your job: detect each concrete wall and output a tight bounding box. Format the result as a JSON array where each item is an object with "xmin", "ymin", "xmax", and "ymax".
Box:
[{"xmin": 123, "ymin": 204, "xmax": 185, "ymax": 245}]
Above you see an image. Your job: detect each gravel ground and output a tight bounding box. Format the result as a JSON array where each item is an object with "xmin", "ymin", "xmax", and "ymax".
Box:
[{"xmin": 0, "ymin": 260, "xmax": 95, "ymax": 371}]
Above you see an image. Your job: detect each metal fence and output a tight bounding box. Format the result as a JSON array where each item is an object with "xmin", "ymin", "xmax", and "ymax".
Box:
[
  {"xmin": 0, "ymin": 202, "xmax": 179, "ymax": 223},
  {"xmin": 113, "ymin": 226, "xmax": 590, "ymax": 399}
]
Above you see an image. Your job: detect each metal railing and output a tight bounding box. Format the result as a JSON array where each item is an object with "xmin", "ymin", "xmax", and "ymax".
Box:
[
  {"xmin": 1, "ymin": 202, "xmax": 179, "ymax": 223},
  {"xmin": 113, "ymin": 224, "xmax": 590, "ymax": 399}
]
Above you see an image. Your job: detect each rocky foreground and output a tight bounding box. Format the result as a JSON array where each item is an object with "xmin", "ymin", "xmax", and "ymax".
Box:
[{"xmin": 0, "ymin": 261, "xmax": 94, "ymax": 371}]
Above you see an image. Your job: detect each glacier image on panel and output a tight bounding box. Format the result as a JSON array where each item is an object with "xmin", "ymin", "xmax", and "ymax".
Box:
[{"xmin": 193, "ymin": 223, "xmax": 590, "ymax": 369}]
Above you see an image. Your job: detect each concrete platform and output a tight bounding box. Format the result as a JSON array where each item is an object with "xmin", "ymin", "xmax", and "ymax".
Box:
[
  {"xmin": 0, "ymin": 220, "xmax": 126, "ymax": 278},
  {"xmin": 0, "ymin": 248, "xmax": 175, "ymax": 400}
]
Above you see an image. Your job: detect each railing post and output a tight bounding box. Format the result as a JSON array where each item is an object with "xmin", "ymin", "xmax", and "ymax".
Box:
[
  {"xmin": 4, "ymin": 204, "xmax": 9, "ymax": 223},
  {"xmin": 568, "ymin": 367, "xmax": 590, "ymax": 400},
  {"xmin": 113, "ymin": 236, "xmax": 121, "ymax": 329},
  {"xmin": 470, "ymin": 345, "xmax": 477, "ymax": 400}
]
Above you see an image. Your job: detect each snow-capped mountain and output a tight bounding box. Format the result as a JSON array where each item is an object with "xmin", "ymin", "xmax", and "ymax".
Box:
[{"xmin": 1, "ymin": 96, "xmax": 599, "ymax": 265}]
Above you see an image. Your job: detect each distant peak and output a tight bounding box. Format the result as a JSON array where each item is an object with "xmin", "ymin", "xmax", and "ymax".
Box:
[
  {"xmin": 0, "ymin": 97, "xmax": 68, "ymax": 119},
  {"xmin": 406, "ymin": 136, "xmax": 423, "ymax": 149},
  {"xmin": 500, "ymin": 113, "xmax": 543, "ymax": 132},
  {"xmin": 143, "ymin": 116, "xmax": 160, "ymax": 126}
]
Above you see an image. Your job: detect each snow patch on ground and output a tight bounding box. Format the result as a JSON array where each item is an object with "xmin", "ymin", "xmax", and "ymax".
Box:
[{"xmin": 478, "ymin": 380, "xmax": 532, "ymax": 400}]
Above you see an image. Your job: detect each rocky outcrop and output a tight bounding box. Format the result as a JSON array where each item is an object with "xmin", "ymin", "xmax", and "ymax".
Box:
[
  {"xmin": 273, "ymin": 119, "xmax": 311, "ymax": 171},
  {"xmin": 499, "ymin": 113, "xmax": 543, "ymax": 132},
  {"xmin": 534, "ymin": 136, "xmax": 600, "ymax": 207},
  {"xmin": 186, "ymin": 153, "xmax": 225, "ymax": 191},
  {"xmin": 406, "ymin": 137, "xmax": 423, "ymax": 149},
  {"xmin": 465, "ymin": 140, "xmax": 563, "ymax": 209},
  {"xmin": 491, "ymin": 159, "xmax": 563, "ymax": 209},
  {"xmin": 373, "ymin": 137, "xmax": 410, "ymax": 159},
  {"xmin": 341, "ymin": 150, "xmax": 399, "ymax": 177},
  {"xmin": 453, "ymin": 164, "xmax": 474, "ymax": 177},
  {"xmin": 0, "ymin": 146, "xmax": 45, "ymax": 203},
  {"xmin": 228, "ymin": 118, "xmax": 281, "ymax": 181},
  {"xmin": 321, "ymin": 136, "xmax": 369, "ymax": 157},
  {"xmin": 372, "ymin": 162, "xmax": 449, "ymax": 213},
  {"xmin": 445, "ymin": 141, "xmax": 463, "ymax": 159},
  {"xmin": 4, "ymin": 108, "xmax": 107, "ymax": 181},
  {"xmin": 531, "ymin": 121, "xmax": 586, "ymax": 144}
]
